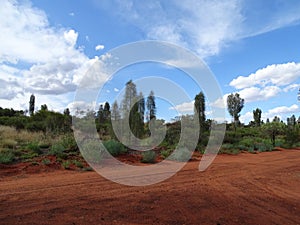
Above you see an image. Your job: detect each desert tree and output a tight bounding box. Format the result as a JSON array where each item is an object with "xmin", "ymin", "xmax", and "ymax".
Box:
[
  {"xmin": 29, "ymin": 94, "xmax": 35, "ymax": 116},
  {"xmin": 146, "ymin": 90, "xmax": 156, "ymax": 121},
  {"xmin": 194, "ymin": 91, "xmax": 206, "ymax": 132},
  {"xmin": 227, "ymin": 93, "xmax": 244, "ymax": 127},
  {"xmin": 253, "ymin": 108, "xmax": 262, "ymax": 126}
]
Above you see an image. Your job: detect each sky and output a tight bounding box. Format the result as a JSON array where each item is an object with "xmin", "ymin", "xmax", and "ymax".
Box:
[{"xmin": 0, "ymin": 0, "xmax": 300, "ymax": 123}]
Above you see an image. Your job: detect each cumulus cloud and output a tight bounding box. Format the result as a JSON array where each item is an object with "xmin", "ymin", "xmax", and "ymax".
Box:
[
  {"xmin": 95, "ymin": 44, "xmax": 105, "ymax": 51},
  {"xmin": 114, "ymin": 88, "xmax": 119, "ymax": 92},
  {"xmin": 169, "ymin": 100, "xmax": 194, "ymax": 114},
  {"xmin": 0, "ymin": 0, "xmax": 105, "ymax": 102},
  {"xmin": 230, "ymin": 62, "xmax": 300, "ymax": 89}
]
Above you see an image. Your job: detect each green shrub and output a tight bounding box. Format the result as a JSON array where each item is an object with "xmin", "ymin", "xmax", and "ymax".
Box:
[
  {"xmin": 62, "ymin": 160, "xmax": 71, "ymax": 169},
  {"xmin": 73, "ymin": 160, "xmax": 83, "ymax": 168},
  {"xmin": 49, "ymin": 143, "xmax": 67, "ymax": 159},
  {"xmin": 27, "ymin": 142, "xmax": 42, "ymax": 154},
  {"xmin": 141, "ymin": 150, "xmax": 156, "ymax": 163},
  {"xmin": 103, "ymin": 139, "xmax": 126, "ymax": 156},
  {"xmin": 42, "ymin": 158, "xmax": 51, "ymax": 165},
  {"xmin": 81, "ymin": 139, "xmax": 103, "ymax": 163},
  {"xmin": 61, "ymin": 134, "xmax": 78, "ymax": 151},
  {"xmin": 169, "ymin": 147, "xmax": 192, "ymax": 162},
  {"xmin": 20, "ymin": 152, "xmax": 39, "ymax": 160},
  {"xmin": 0, "ymin": 149, "xmax": 15, "ymax": 164},
  {"xmin": 160, "ymin": 149, "xmax": 172, "ymax": 159}
]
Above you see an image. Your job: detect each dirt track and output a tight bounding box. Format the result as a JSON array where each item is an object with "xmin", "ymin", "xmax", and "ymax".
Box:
[{"xmin": 0, "ymin": 149, "xmax": 299, "ymax": 225}]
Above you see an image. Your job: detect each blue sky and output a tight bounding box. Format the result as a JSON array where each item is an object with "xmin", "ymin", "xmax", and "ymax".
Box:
[{"xmin": 0, "ymin": 0, "xmax": 300, "ymax": 123}]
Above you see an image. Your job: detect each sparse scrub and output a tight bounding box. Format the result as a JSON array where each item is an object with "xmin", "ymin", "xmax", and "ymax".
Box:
[
  {"xmin": 62, "ymin": 160, "xmax": 71, "ymax": 169},
  {"xmin": 27, "ymin": 142, "xmax": 42, "ymax": 154},
  {"xmin": 169, "ymin": 147, "xmax": 192, "ymax": 162},
  {"xmin": 49, "ymin": 143, "xmax": 67, "ymax": 159},
  {"xmin": 73, "ymin": 160, "xmax": 83, "ymax": 168},
  {"xmin": 141, "ymin": 150, "xmax": 156, "ymax": 163},
  {"xmin": 0, "ymin": 148, "xmax": 15, "ymax": 164},
  {"xmin": 42, "ymin": 158, "xmax": 51, "ymax": 165},
  {"xmin": 160, "ymin": 149, "xmax": 172, "ymax": 159}
]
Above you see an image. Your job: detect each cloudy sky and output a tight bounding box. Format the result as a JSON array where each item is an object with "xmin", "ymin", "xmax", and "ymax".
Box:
[{"xmin": 0, "ymin": 0, "xmax": 300, "ymax": 123}]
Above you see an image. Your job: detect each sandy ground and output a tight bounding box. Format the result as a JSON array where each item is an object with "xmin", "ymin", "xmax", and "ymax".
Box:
[{"xmin": 0, "ymin": 149, "xmax": 299, "ymax": 225}]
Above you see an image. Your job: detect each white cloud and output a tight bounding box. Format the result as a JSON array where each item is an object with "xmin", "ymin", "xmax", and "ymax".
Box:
[
  {"xmin": 69, "ymin": 12, "xmax": 75, "ymax": 16},
  {"xmin": 0, "ymin": 0, "xmax": 107, "ymax": 108},
  {"xmin": 169, "ymin": 100, "xmax": 194, "ymax": 114},
  {"xmin": 104, "ymin": 0, "xmax": 300, "ymax": 58},
  {"xmin": 230, "ymin": 62, "xmax": 300, "ymax": 89},
  {"xmin": 95, "ymin": 44, "xmax": 105, "ymax": 51},
  {"xmin": 114, "ymin": 88, "xmax": 119, "ymax": 92},
  {"xmin": 239, "ymin": 86, "xmax": 281, "ymax": 102}
]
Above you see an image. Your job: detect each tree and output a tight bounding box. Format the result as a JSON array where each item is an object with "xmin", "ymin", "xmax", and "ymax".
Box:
[
  {"xmin": 227, "ymin": 93, "xmax": 244, "ymax": 126},
  {"xmin": 262, "ymin": 120, "xmax": 285, "ymax": 147},
  {"xmin": 138, "ymin": 92, "xmax": 145, "ymax": 122},
  {"xmin": 103, "ymin": 102, "xmax": 110, "ymax": 121},
  {"xmin": 253, "ymin": 108, "xmax": 262, "ymax": 127},
  {"xmin": 97, "ymin": 104, "xmax": 104, "ymax": 123},
  {"xmin": 121, "ymin": 80, "xmax": 137, "ymax": 117},
  {"xmin": 194, "ymin": 91, "xmax": 206, "ymax": 132},
  {"xmin": 146, "ymin": 90, "xmax": 156, "ymax": 121},
  {"xmin": 111, "ymin": 101, "xmax": 120, "ymax": 121},
  {"xmin": 287, "ymin": 114, "xmax": 296, "ymax": 126},
  {"xmin": 29, "ymin": 94, "xmax": 35, "ymax": 116},
  {"xmin": 40, "ymin": 104, "xmax": 48, "ymax": 111}
]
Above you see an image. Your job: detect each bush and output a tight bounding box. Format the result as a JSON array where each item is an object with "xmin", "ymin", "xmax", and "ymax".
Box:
[
  {"xmin": 27, "ymin": 142, "xmax": 42, "ymax": 154},
  {"xmin": 61, "ymin": 134, "xmax": 78, "ymax": 151},
  {"xmin": 141, "ymin": 150, "xmax": 156, "ymax": 163},
  {"xmin": 160, "ymin": 149, "xmax": 172, "ymax": 159},
  {"xmin": 169, "ymin": 147, "xmax": 192, "ymax": 162},
  {"xmin": 73, "ymin": 160, "xmax": 83, "ymax": 168},
  {"xmin": 62, "ymin": 160, "xmax": 71, "ymax": 169},
  {"xmin": 49, "ymin": 143, "xmax": 67, "ymax": 159},
  {"xmin": 0, "ymin": 149, "xmax": 15, "ymax": 164},
  {"xmin": 102, "ymin": 139, "xmax": 126, "ymax": 156},
  {"xmin": 42, "ymin": 158, "xmax": 51, "ymax": 165}
]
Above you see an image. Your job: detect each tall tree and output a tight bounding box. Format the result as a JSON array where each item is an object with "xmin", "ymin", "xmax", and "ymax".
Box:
[
  {"xmin": 103, "ymin": 102, "xmax": 110, "ymax": 121},
  {"xmin": 111, "ymin": 101, "xmax": 120, "ymax": 121},
  {"xmin": 146, "ymin": 90, "xmax": 156, "ymax": 121},
  {"xmin": 121, "ymin": 80, "xmax": 137, "ymax": 117},
  {"xmin": 29, "ymin": 94, "xmax": 35, "ymax": 116},
  {"xmin": 194, "ymin": 91, "xmax": 206, "ymax": 131},
  {"xmin": 253, "ymin": 108, "xmax": 262, "ymax": 126},
  {"xmin": 97, "ymin": 104, "xmax": 104, "ymax": 123},
  {"xmin": 138, "ymin": 92, "xmax": 145, "ymax": 122},
  {"xmin": 227, "ymin": 93, "xmax": 244, "ymax": 126}
]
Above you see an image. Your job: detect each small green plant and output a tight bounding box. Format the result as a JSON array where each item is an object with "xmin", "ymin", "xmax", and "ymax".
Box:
[
  {"xmin": 61, "ymin": 134, "xmax": 78, "ymax": 151},
  {"xmin": 49, "ymin": 143, "xmax": 67, "ymax": 159},
  {"xmin": 141, "ymin": 150, "xmax": 156, "ymax": 163},
  {"xmin": 27, "ymin": 142, "xmax": 42, "ymax": 154},
  {"xmin": 42, "ymin": 158, "xmax": 51, "ymax": 165},
  {"xmin": 0, "ymin": 149, "xmax": 15, "ymax": 164},
  {"xmin": 31, "ymin": 161, "xmax": 39, "ymax": 166},
  {"xmin": 160, "ymin": 149, "xmax": 172, "ymax": 159},
  {"xmin": 73, "ymin": 160, "xmax": 83, "ymax": 168},
  {"xmin": 103, "ymin": 139, "xmax": 126, "ymax": 156},
  {"xmin": 20, "ymin": 152, "xmax": 39, "ymax": 160},
  {"xmin": 62, "ymin": 160, "xmax": 71, "ymax": 169}
]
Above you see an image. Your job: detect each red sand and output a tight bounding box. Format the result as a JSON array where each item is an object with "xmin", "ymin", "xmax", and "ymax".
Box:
[{"xmin": 0, "ymin": 149, "xmax": 299, "ymax": 225}]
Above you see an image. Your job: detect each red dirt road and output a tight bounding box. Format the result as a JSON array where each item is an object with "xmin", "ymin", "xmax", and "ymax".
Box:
[{"xmin": 0, "ymin": 149, "xmax": 299, "ymax": 225}]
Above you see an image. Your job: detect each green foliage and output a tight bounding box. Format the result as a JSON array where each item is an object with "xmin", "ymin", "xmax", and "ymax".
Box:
[
  {"xmin": 42, "ymin": 158, "xmax": 51, "ymax": 165},
  {"xmin": 102, "ymin": 139, "xmax": 126, "ymax": 156},
  {"xmin": 81, "ymin": 139, "xmax": 103, "ymax": 163},
  {"xmin": 20, "ymin": 152, "xmax": 39, "ymax": 160},
  {"xmin": 73, "ymin": 160, "xmax": 83, "ymax": 168},
  {"xmin": 49, "ymin": 143, "xmax": 67, "ymax": 159},
  {"xmin": 62, "ymin": 160, "xmax": 71, "ymax": 169},
  {"xmin": 194, "ymin": 91, "xmax": 206, "ymax": 132},
  {"xmin": 27, "ymin": 142, "xmax": 42, "ymax": 154},
  {"xmin": 160, "ymin": 149, "xmax": 172, "ymax": 159},
  {"xmin": 227, "ymin": 93, "xmax": 244, "ymax": 125},
  {"xmin": 141, "ymin": 150, "xmax": 156, "ymax": 163},
  {"xmin": 0, "ymin": 149, "xmax": 15, "ymax": 164},
  {"xmin": 60, "ymin": 134, "xmax": 78, "ymax": 151}
]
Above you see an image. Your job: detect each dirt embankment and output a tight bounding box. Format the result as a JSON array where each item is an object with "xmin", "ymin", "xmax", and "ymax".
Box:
[{"xmin": 0, "ymin": 149, "xmax": 299, "ymax": 225}]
